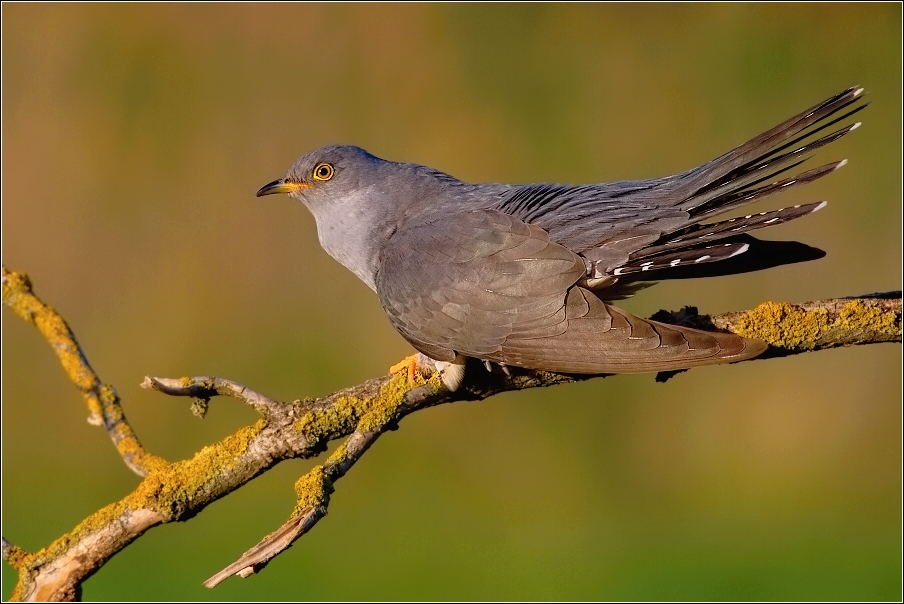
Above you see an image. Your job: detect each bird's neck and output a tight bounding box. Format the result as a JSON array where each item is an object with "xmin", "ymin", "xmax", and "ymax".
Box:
[
  {"xmin": 304, "ymin": 185, "xmax": 402, "ymax": 292},
  {"xmin": 304, "ymin": 169, "xmax": 506, "ymax": 291}
]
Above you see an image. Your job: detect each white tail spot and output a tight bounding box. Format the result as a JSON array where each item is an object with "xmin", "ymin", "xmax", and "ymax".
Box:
[
  {"xmin": 728, "ymin": 244, "xmax": 750, "ymax": 258},
  {"xmin": 694, "ymin": 255, "xmax": 711, "ymax": 263},
  {"xmin": 764, "ymin": 218, "xmax": 780, "ymax": 224}
]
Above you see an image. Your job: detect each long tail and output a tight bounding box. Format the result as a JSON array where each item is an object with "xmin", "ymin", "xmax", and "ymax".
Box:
[
  {"xmin": 675, "ymin": 86, "xmax": 864, "ymax": 217},
  {"xmin": 618, "ymin": 87, "xmax": 865, "ymax": 278}
]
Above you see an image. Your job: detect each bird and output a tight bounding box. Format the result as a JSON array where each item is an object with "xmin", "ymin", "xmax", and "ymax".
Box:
[{"xmin": 257, "ymin": 86, "xmax": 865, "ymax": 391}]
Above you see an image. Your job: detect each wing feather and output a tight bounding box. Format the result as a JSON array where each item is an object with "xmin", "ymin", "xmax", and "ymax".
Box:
[
  {"xmin": 376, "ymin": 209, "xmax": 584, "ymax": 361},
  {"xmin": 377, "ymin": 209, "xmax": 765, "ymax": 373}
]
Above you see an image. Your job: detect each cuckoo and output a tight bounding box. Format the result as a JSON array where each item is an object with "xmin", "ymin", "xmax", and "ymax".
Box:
[{"xmin": 258, "ymin": 87, "xmax": 865, "ymax": 390}]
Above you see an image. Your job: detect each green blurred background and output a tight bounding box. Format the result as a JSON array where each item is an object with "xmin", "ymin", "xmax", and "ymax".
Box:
[{"xmin": 2, "ymin": 4, "xmax": 901, "ymax": 601}]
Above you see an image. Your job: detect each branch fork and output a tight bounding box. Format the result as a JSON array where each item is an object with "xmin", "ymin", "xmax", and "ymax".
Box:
[{"xmin": 3, "ymin": 264, "xmax": 900, "ymax": 600}]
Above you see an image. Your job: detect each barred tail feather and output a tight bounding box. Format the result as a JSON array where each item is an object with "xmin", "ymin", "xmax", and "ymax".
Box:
[
  {"xmin": 605, "ymin": 88, "xmax": 864, "ymax": 280},
  {"xmin": 633, "ymin": 201, "xmax": 827, "ymax": 260},
  {"xmin": 613, "ymin": 242, "xmax": 750, "ymax": 277},
  {"xmin": 675, "ymin": 86, "xmax": 865, "ymax": 205}
]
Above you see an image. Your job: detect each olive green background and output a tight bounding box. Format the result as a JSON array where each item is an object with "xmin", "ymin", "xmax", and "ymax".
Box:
[{"xmin": 2, "ymin": 4, "xmax": 901, "ymax": 601}]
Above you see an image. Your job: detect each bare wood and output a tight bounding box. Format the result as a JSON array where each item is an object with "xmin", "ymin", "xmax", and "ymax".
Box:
[
  {"xmin": 2, "ymin": 265, "xmax": 900, "ymax": 601},
  {"xmin": 140, "ymin": 376, "xmax": 285, "ymax": 417},
  {"xmin": 202, "ymin": 426, "xmax": 384, "ymax": 588}
]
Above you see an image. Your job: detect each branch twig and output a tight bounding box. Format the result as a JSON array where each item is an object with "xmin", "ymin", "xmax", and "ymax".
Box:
[
  {"xmin": 140, "ymin": 376, "xmax": 285, "ymax": 417},
  {"xmin": 3, "ymin": 264, "xmax": 900, "ymax": 601},
  {"xmin": 202, "ymin": 423, "xmax": 385, "ymax": 587},
  {"xmin": 1, "ymin": 267, "xmax": 164, "ymax": 477}
]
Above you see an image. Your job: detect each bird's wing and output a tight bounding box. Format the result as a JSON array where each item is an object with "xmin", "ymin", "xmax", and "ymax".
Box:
[
  {"xmin": 376, "ymin": 209, "xmax": 764, "ymax": 372},
  {"xmin": 501, "ymin": 286, "xmax": 764, "ymax": 374},
  {"xmin": 375, "ymin": 208, "xmax": 585, "ymax": 362}
]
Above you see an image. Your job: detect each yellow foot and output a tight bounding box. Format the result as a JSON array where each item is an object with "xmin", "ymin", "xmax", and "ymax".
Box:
[{"xmin": 389, "ymin": 353, "xmax": 420, "ymax": 385}]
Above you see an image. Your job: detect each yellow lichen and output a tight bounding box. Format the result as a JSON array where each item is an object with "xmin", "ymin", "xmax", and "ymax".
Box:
[
  {"xmin": 426, "ymin": 370, "xmax": 444, "ymax": 392},
  {"xmin": 294, "ymin": 396, "xmax": 361, "ymax": 444},
  {"xmin": 116, "ymin": 434, "xmax": 167, "ymax": 473},
  {"xmin": 128, "ymin": 419, "xmax": 266, "ymax": 514},
  {"xmin": 356, "ymin": 372, "xmax": 411, "ymax": 433},
  {"xmin": 98, "ymin": 384, "xmax": 123, "ymax": 421},
  {"xmin": 735, "ymin": 299, "xmax": 901, "ymax": 349},
  {"xmin": 834, "ymin": 299, "xmax": 901, "ymax": 336},
  {"xmin": 3, "ymin": 267, "xmax": 110, "ymax": 422},
  {"xmin": 735, "ymin": 301, "xmax": 828, "ymax": 349},
  {"xmin": 295, "ymin": 371, "xmax": 431, "ymax": 444},
  {"xmin": 326, "ymin": 441, "xmax": 348, "ymax": 466},
  {"xmin": 4, "ymin": 543, "xmax": 29, "ymax": 570},
  {"xmin": 12, "ymin": 418, "xmax": 267, "ymax": 580},
  {"xmin": 2, "ymin": 267, "xmax": 32, "ymax": 297},
  {"xmin": 17, "ymin": 498, "xmax": 133, "ymax": 575},
  {"xmin": 293, "ymin": 465, "xmax": 332, "ymax": 514}
]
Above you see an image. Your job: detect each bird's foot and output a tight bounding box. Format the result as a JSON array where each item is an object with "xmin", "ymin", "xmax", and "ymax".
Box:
[
  {"xmin": 390, "ymin": 353, "xmax": 467, "ymax": 392},
  {"xmin": 481, "ymin": 359, "xmax": 511, "ymax": 376},
  {"xmin": 389, "ymin": 354, "xmax": 421, "ymax": 385}
]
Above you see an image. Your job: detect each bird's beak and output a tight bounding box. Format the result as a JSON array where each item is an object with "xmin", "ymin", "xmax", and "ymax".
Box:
[{"xmin": 256, "ymin": 178, "xmax": 310, "ymax": 197}]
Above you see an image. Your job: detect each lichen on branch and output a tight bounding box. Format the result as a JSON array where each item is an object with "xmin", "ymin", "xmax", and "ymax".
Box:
[
  {"xmin": 1, "ymin": 267, "xmax": 163, "ymax": 477},
  {"xmin": 734, "ymin": 298, "xmax": 901, "ymax": 349},
  {"xmin": 2, "ymin": 264, "xmax": 900, "ymax": 601}
]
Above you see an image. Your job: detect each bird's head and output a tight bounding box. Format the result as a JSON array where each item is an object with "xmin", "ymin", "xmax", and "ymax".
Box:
[
  {"xmin": 256, "ymin": 145, "xmax": 384, "ymax": 205},
  {"xmin": 256, "ymin": 145, "xmax": 417, "ymax": 290}
]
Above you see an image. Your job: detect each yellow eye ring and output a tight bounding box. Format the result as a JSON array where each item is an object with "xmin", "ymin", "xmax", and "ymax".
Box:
[{"xmin": 312, "ymin": 163, "xmax": 334, "ymax": 181}]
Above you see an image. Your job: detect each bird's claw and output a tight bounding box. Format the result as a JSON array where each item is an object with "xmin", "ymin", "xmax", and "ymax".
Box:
[{"xmin": 389, "ymin": 353, "xmax": 420, "ymax": 385}]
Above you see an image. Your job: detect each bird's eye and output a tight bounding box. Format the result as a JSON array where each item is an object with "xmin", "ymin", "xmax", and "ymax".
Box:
[{"xmin": 312, "ymin": 163, "xmax": 334, "ymax": 181}]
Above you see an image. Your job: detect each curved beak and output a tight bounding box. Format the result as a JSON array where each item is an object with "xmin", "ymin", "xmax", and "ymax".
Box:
[{"xmin": 256, "ymin": 178, "xmax": 310, "ymax": 197}]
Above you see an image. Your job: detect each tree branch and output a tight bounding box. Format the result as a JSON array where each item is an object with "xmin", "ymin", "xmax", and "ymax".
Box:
[
  {"xmin": 1, "ymin": 268, "xmax": 164, "ymax": 477},
  {"xmin": 3, "ymin": 265, "xmax": 900, "ymax": 601}
]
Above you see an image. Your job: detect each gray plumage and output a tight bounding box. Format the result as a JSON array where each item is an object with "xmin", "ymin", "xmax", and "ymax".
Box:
[{"xmin": 258, "ymin": 86, "xmax": 865, "ymax": 388}]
